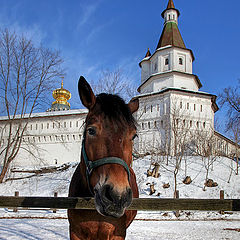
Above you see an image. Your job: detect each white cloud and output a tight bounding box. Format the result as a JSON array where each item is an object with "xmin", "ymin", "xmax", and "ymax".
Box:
[{"xmin": 76, "ymin": 2, "xmax": 100, "ymax": 31}]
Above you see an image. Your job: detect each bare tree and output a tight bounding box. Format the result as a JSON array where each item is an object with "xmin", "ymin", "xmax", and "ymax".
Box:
[
  {"xmin": 219, "ymin": 81, "xmax": 240, "ymax": 130},
  {"xmin": 169, "ymin": 104, "xmax": 190, "ymax": 197},
  {"xmin": 190, "ymin": 129, "xmax": 219, "ymax": 191},
  {"xmin": 90, "ymin": 68, "xmax": 137, "ymax": 101},
  {"xmin": 229, "ymin": 120, "xmax": 240, "ymax": 175},
  {"xmin": 0, "ymin": 29, "xmax": 64, "ymax": 182}
]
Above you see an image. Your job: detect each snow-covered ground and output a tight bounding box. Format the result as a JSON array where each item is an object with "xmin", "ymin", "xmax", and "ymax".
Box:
[
  {"xmin": 0, "ymin": 156, "xmax": 240, "ymax": 239},
  {"xmin": 0, "ymin": 218, "xmax": 240, "ymax": 240}
]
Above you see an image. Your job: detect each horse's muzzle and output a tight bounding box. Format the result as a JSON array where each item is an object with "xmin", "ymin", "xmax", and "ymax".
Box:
[{"xmin": 94, "ymin": 183, "xmax": 132, "ymax": 218}]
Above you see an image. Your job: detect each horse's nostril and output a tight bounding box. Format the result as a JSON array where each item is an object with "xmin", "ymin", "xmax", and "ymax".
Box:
[
  {"xmin": 102, "ymin": 184, "xmax": 114, "ymax": 203},
  {"xmin": 127, "ymin": 187, "xmax": 132, "ymax": 199}
]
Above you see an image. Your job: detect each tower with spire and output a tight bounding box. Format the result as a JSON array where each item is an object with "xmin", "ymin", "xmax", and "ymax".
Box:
[
  {"xmin": 138, "ymin": 0, "xmax": 201, "ymax": 94},
  {"xmin": 135, "ymin": 0, "xmax": 218, "ymax": 154}
]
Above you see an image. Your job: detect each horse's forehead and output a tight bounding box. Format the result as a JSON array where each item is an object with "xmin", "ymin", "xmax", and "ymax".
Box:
[{"xmin": 86, "ymin": 112, "xmax": 134, "ymax": 133}]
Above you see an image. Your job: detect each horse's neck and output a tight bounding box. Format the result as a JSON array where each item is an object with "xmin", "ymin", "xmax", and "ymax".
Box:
[{"xmin": 68, "ymin": 159, "xmax": 93, "ymax": 197}]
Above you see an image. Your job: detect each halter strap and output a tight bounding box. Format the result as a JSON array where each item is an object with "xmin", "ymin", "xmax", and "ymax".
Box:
[{"xmin": 81, "ymin": 141, "xmax": 131, "ymax": 192}]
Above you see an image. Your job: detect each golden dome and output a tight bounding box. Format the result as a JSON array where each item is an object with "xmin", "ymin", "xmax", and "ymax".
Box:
[{"xmin": 52, "ymin": 79, "xmax": 71, "ymax": 108}]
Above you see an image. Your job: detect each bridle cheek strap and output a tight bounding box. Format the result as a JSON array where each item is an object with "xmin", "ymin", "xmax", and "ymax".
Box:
[{"xmin": 81, "ymin": 142, "xmax": 131, "ymax": 192}]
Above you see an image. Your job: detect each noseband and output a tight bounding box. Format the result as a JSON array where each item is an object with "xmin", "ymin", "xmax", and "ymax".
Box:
[{"xmin": 81, "ymin": 141, "xmax": 131, "ymax": 194}]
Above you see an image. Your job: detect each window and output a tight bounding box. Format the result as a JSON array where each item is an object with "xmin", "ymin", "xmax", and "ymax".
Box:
[
  {"xmin": 76, "ymin": 121, "xmax": 78, "ymax": 128},
  {"xmin": 142, "ymin": 123, "xmax": 144, "ymax": 130},
  {"xmin": 161, "ymin": 120, "xmax": 163, "ymax": 128},
  {"xmin": 180, "ymin": 101, "xmax": 182, "ymax": 109},
  {"xmin": 196, "ymin": 121, "xmax": 199, "ymax": 128},
  {"xmin": 165, "ymin": 58, "xmax": 169, "ymax": 65},
  {"xmin": 41, "ymin": 123, "xmax": 43, "ymax": 129},
  {"xmin": 187, "ymin": 103, "xmax": 189, "ymax": 109},
  {"xmin": 190, "ymin": 121, "xmax": 192, "ymax": 127},
  {"xmin": 179, "ymin": 58, "xmax": 183, "ymax": 65},
  {"xmin": 144, "ymin": 106, "xmax": 147, "ymax": 113},
  {"xmin": 64, "ymin": 122, "xmax": 66, "ymax": 128},
  {"xmin": 200, "ymin": 105, "xmax": 203, "ymax": 112},
  {"xmin": 154, "ymin": 62, "xmax": 158, "ymax": 72},
  {"xmin": 36, "ymin": 124, "xmax": 38, "ymax": 130},
  {"xmin": 194, "ymin": 104, "xmax": 196, "ymax": 111},
  {"xmin": 70, "ymin": 122, "xmax": 72, "ymax": 128},
  {"xmin": 154, "ymin": 121, "xmax": 157, "ymax": 128},
  {"xmin": 151, "ymin": 105, "xmax": 153, "ymax": 112},
  {"xmin": 203, "ymin": 122, "xmax": 206, "ymax": 128},
  {"xmin": 148, "ymin": 122, "xmax": 151, "ymax": 129},
  {"xmin": 168, "ymin": 15, "xmax": 170, "ymax": 20},
  {"xmin": 157, "ymin": 104, "xmax": 159, "ymax": 111},
  {"xmin": 47, "ymin": 123, "xmax": 49, "ymax": 129}
]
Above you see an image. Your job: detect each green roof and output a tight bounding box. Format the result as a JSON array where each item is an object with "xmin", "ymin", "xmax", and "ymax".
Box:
[{"xmin": 156, "ymin": 22, "xmax": 186, "ymax": 49}]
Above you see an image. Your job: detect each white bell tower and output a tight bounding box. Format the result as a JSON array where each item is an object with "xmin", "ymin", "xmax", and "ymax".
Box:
[{"xmin": 138, "ymin": 0, "xmax": 202, "ymax": 94}]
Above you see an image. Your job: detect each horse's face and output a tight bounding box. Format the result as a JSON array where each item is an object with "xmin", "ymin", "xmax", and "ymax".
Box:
[{"xmin": 78, "ymin": 76, "xmax": 139, "ymax": 218}]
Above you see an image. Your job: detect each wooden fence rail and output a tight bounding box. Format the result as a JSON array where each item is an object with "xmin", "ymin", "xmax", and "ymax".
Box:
[{"xmin": 0, "ymin": 197, "xmax": 240, "ymax": 212}]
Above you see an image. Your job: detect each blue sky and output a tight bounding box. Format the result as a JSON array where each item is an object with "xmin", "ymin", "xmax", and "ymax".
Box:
[{"xmin": 0, "ymin": 0, "xmax": 239, "ymax": 131}]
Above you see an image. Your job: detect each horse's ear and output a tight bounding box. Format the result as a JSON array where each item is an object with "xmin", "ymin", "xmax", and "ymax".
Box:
[
  {"xmin": 78, "ymin": 76, "xmax": 96, "ymax": 109},
  {"xmin": 128, "ymin": 98, "xmax": 139, "ymax": 114}
]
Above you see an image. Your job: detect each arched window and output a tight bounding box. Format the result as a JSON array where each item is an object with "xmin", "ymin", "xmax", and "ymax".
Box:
[
  {"xmin": 144, "ymin": 106, "xmax": 147, "ymax": 113},
  {"xmin": 148, "ymin": 122, "xmax": 151, "ymax": 129},
  {"xmin": 179, "ymin": 58, "xmax": 183, "ymax": 65},
  {"xmin": 180, "ymin": 101, "xmax": 182, "ymax": 109},
  {"xmin": 161, "ymin": 120, "xmax": 163, "ymax": 128}
]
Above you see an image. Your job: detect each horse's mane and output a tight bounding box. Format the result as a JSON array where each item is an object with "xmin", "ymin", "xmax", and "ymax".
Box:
[{"xmin": 95, "ymin": 93, "xmax": 136, "ymax": 128}]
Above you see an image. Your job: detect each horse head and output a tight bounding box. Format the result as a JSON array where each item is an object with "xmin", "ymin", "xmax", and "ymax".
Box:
[{"xmin": 78, "ymin": 76, "xmax": 139, "ymax": 218}]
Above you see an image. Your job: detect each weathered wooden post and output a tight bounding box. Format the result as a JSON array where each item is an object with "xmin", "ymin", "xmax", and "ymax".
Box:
[
  {"xmin": 53, "ymin": 192, "xmax": 58, "ymax": 213},
  {"xmin": 13, "ymin": 191, "xmax": 19, "ymax": 212},
  {"xmin": 175, "ymin": 190, "xmax": 180, "ymax": 217},
  {"xmin": 220, "ymin": 190, "xmax": 225, "ymax": 214}
]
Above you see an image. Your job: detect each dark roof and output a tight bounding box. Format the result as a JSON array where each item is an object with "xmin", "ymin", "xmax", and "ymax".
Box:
[
  {"xmin": 167, "ymin": 0, "xmax": 175, "ymax": 9},
  {"xmin": 156, "ymin": 22, "xmax": 186, "ymax": 50},
  {"xmin": 145, "ymin": 48, "xmax": 151, "ymax": 58}
]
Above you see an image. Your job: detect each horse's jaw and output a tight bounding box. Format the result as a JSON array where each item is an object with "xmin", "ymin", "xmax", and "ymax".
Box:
[{"xmin": 94, "ymin": 183, "xmax": 132, "ymax": 218}]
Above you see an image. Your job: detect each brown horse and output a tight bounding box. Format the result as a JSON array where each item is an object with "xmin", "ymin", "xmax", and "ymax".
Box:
[{"xmin": 68, "ymin": 76, "xmax": 139, "ymax": 240}]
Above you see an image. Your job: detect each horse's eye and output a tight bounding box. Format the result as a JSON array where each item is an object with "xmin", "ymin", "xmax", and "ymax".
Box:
[
  {"xmin": 87, "ymin": 127, "xmax": 96, "ymax": 136},
  {"xmin": 132, "ymin": 134, "xmax": 138, "ymax": 141}
]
